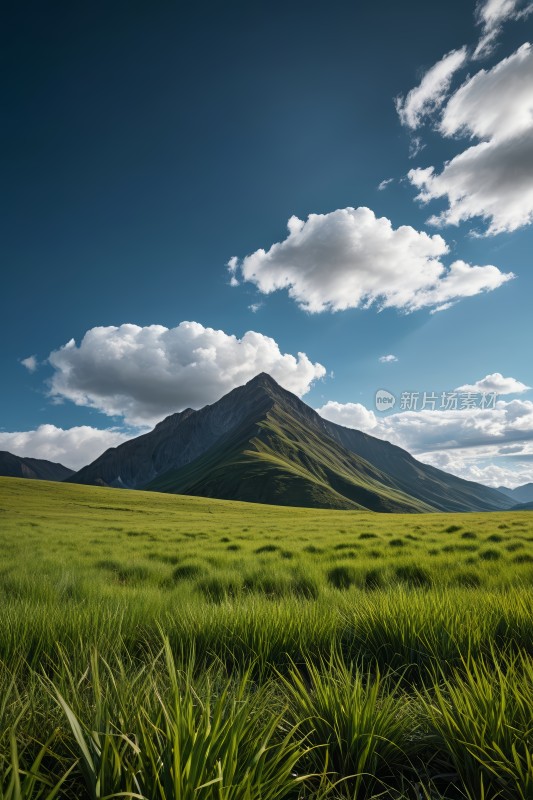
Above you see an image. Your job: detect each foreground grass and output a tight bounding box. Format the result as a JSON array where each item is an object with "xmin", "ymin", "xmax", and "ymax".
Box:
[{"xmin": 0, "ymin": 477, "xmax": 532, "ymax": 798}]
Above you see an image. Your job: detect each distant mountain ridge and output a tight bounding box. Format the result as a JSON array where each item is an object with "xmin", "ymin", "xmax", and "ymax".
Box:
[
  {"xmin": 0, "ymin": 451, "xmax": 74, "ymax": 482},
  {"xmin": 497, "ymin": 483, "xmax": 533, "ymax": 505},
  {"xmin": 508, "ymin": 501, "xmax": 533, "ymax": 511},
  {"xmin": 67, "ymin": 373, "xmax": 512, "ymax": 513}
]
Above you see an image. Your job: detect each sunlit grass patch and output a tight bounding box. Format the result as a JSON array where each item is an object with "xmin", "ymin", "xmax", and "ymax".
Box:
[{"xmin": 0, "ymin": 478, "xmax": 532, "ymax": 798}]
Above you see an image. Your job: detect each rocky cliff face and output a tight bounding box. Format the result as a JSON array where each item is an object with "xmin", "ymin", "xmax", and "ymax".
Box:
[{"xmin": 68, "ymin": 375, "xmax": 277, "ymax": 488}]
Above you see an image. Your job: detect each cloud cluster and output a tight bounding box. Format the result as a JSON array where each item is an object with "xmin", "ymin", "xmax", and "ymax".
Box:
[
  {"xmin": 231, "ymin": 207, "xmax": 513, "ymax": 313},
  {"xmin": 318, "ymin": 394, "xmax": 533, "ymax": 453},
  {"xmin": 379, "ymin": 354, "xmax": 398, "ymax": 363},
  {"xmin": 440, "ymin": 44, "xmax": 533, "ymax": 141},
  {"xmin": 317, "ymin": 400, "xmax": 380, "ymax": 433},
  {"xmin": 412, "ymin": 44, "xmax": 533, "ymax": 232},
  {"xmin": 474, "ymin": 0, "xmax": 532, "ymax": 57},
  {"xmin": 316, "ymin": 382, "xmax": 533, "ymax": 488},
  {"xmin": 0, "ymin": 425, "xmax": 132, "ymax": 471},
  {"xmin": 395, "ymin": 48, "xmax": 468, "ymax": 130},
  {"xmin": 408, "ymin": 43, "xmax": 533, "ymax": 234},
  {"xmin": 456, "ymin": 372, "xmax": 531, "ymax": 394},
  {"xmin": 47, "ymin": 321, "xmax": 326, "ymax": 425},
  {"xmin": 476, "ymin": 0, "xmax": 525, "ymax": 31},
  {"xmin": 420, "ymin": 448, "xmax": 533, "ymax": 488}
]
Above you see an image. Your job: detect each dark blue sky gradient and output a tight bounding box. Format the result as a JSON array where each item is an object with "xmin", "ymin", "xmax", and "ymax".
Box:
[{"xmin": 1, "ymin": 0, "xmax": 531, "ymax": 431}]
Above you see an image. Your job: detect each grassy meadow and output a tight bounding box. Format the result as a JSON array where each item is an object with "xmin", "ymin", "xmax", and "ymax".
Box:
[{"xmin": 0, "ymin": 476, "xmax": 532, "ymax": 798}]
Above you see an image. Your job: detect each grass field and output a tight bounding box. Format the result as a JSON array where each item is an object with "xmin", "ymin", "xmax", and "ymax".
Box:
[{"xmin": 0, "ymin": 476, "xmax": 532, "ymax": 798}]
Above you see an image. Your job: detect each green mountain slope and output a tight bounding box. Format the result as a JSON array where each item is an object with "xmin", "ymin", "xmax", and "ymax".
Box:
[
  {"xmin": 70, "ymin": 373, "xmax": 512, "ymax": 513},
  {"xmin": 146, "ymin": 400, "xmax": 432, "ymax": 512},
  {"xmin": 321, "ymin": 423, "xmax": 511, "ymax": 513}
]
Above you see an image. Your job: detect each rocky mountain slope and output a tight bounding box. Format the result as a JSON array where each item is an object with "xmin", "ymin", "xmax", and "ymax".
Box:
[
  {"xmin": 68, "ymin": 374, "xmax": 513, "ymax": 512},
  {"xmin": 0, "ymin": 451, "xmax": 74, "ymax": 482}
]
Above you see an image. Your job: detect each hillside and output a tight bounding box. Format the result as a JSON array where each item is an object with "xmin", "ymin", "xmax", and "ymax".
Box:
[
  {"xmin": 0, "ymin": 450, "xmax": 74, "ymax": 481},
  {"xmin": 497, "ymin": 482, "xmax": 533, "ymax": 504},
  {"xmin": 69, "ymin": 373, "xmax": 512, "ymax": 513}
]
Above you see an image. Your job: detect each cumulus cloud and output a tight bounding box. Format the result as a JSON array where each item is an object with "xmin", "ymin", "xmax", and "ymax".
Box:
[
  {"xmin": 410, "ymin": 135, "xmax": 533, "ymax": 234},
  {"xmin": 0, "ymin": 425, "xmax": 132, "ymax": 471},
  {"xmin": 377, "ymin": 399, "xmax": 533, "ymax": 452},
  {"xmin": 317, "ymin": 401, "xmax": 379, "ymax": 433},
  {"xmin": 20, "ymin": 355, "xmax": 38, "ymax": 373},
  {"xmin": 419, "ymin": 448, "xmax": 533, "ymax": 488},
  {"xmin": 316, "ymin": 395, "xmax": 533, "ymax": 486},
  {"xmin": 377, "ymin": 178, "xmax": 393, "ymax": 190},
  {"xmin": 456, "ymin": 372, "xmax": 531, "ymax": 395},
  {"xmin": 410, "ymin": 44, "xmax": 533, "ymax": 234},
  {"xmin": 379, "ymin": 354, "xmax": 398, "ymax": 363},
  {"xmin": 318, "ymin": 394, "xmax": 533, "ymax": 455},
  {"xmin": 440, "ymin": 44, "xmax": 533, "ymax": 141},
  {"xmin": 231, "ymin": 207, "xmax": 513, "ymax": 314},
  {"xmin": 47, "ymin": 321, "xmax": 326, "ymax": 426},
  {"xmin": 396, "ymin": 47, "xmax": 468, "ymax": 129}
]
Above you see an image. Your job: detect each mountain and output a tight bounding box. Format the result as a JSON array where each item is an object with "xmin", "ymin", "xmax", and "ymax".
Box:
[
  {"xmin": 68, "ymin": 373, "xmax": 513, "ymax": 513},
  {"xmin": 319, "ymin": 421, "xmax": 512, "ymax": 513},
  {"xmin": 0, "ymin": 451, "xmax": 74, "ymax": 482},
  {"xmin": 497, "ymin": 482, "xmax": 533, "ymax": 504},
  {"xmin": 509, "ymin": 501, "xmax": 533, "ymax": 511}
]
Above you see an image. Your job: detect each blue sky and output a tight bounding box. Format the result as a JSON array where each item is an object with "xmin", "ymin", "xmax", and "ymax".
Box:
[{"xmin": 2, "ymin": 0, "xmax": 533, "ymax": 486}]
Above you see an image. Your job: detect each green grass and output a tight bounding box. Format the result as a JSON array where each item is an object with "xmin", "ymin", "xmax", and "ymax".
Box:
[{"xmin": 0, "ymin": 477, "xmax": 532, "ymax": 798}]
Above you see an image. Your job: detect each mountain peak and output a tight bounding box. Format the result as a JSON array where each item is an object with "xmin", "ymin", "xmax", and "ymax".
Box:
[
  {"xmin": 244, "ymin": 372, "xmax": 281, "ymax": 389},
  {"xmin": 67, "ymin": 373, "xmax": 513, "ymax": 513},
  {"xmin": 240, "ymin": 372, "xmax": 304, "ymax": 407}
]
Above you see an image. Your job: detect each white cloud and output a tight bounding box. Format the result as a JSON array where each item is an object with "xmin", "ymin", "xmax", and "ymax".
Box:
[
  {"xmin": 377, "ymin": 399, "xmax": 533, "ymax": 452},
  {"xmin": 477, "ymin": 0, "xmax": 522, "ymax": 30},
  {"xmin": 248, "ymin": 302, "xmax": 263, "ymax": 313},
  {"xmin": 474, "ymin": 0, "xmax": 533, "ymax": 57},
  {"xmin": 20, "ymin": 356, "xmax": 38, "ymax": 373},
  {"xmin": 227, "ymin": 256, "xmax": 240, "ymax": 286},
  {"xmin": 0, "ymin": 425, "xmax": 132, "ymax": 471},
  {"xmin": 410, "ymin": 44, "xmax": 533, "ymax": 234},
  {"xmin": 419, "ymin": 448, "xmax": 533, "ymax": 488},
  {"xmin": 232, "ymin": 207, "xmax": 513, "ymax": 313},
  {"xmin": 377, "ymin": 178, "xmax": 393, "ymax": 190},
  {"xmin": 317, "ymin": 401, "xmax": 379, "ymax": 433},
  {"xmin": 379, "ymin": 354, "xmax": 398, "ymax": 363},
  {"xmin": 456, "ymin": 372, "xmax": 531, "ymax": 395},
  {"xmin": 47, "ymin": 321, "xmax": 326, "ymax": 426},
  {"xmin": 316, "ymin": 396, "xmax": 533, "ymax": 486},
  {"xmin": 440, "ymin": 44, "xmax": 533, "ymax": 142},
  {"xmin": 409, "ymin": 136, "xmax": 426, "ymax": 159},
  {"xmin": 410, "ymin": 135, "xmax": 533, "ymax": 234},
  {"xmin": 396, "ymin": 47, "xmax": 468, "ymax": 129}
]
